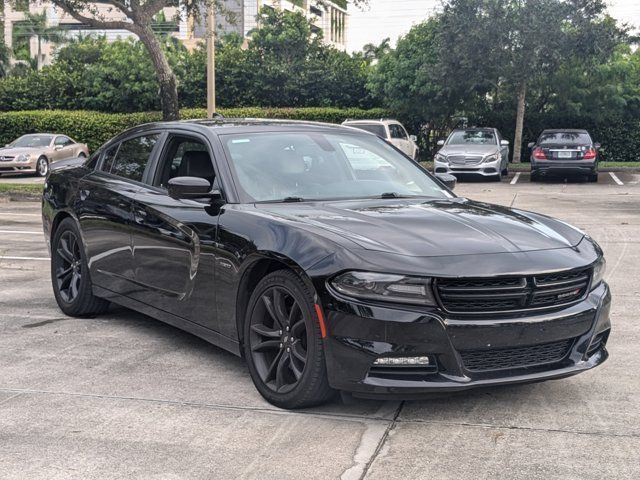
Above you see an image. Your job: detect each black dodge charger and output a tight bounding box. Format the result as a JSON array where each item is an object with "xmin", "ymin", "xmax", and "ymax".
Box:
[{"xmin": 42, "ymin": 119, "xmax": 611, "ymax": 409}]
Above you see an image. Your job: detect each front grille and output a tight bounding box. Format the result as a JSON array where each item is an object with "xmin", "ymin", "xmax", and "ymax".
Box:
[
  {"xmin": 436, "ymin": 267, "xmax": 591, "ymax": 314},
  {"xmin": 0, "ymin": 156, "xmax": 15, "ymax": 162},
  {"xmin": 460, "ymin": 339, "xmax": 574, "ymax": 372},
  {"xmin": 448, "ymin": 155, "xmax": 483, "ymax": 166}
]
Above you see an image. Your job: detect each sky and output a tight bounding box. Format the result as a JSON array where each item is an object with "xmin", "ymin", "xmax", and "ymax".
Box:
[{"xmin": 347, "ymin": 0, "xmax": 640, "ymax": 53}]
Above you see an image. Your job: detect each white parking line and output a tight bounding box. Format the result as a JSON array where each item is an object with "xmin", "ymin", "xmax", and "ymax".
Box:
[
  {"xmin": 0, "ymin": 212, "xmax": 41, "ymax": 217},
  {"xmin": 0, "ymin": 256, "xmax": 50, "ymax": 261},
  {"xmin": 510, "ymin": 172, "xmax": 521, "ymax": 185},
  {"xmin": 609, "ymin": 172, "xmax": 624, "ymax": 186},
  {"xmin": 0, "ymin": 230, "xmax": 42, "ymax": 235}
]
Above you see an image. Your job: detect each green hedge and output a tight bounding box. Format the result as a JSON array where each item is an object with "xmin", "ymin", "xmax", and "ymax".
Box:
[{"xmin": 0, "ymin": 107, "xmax": 390, "ymax": 151}]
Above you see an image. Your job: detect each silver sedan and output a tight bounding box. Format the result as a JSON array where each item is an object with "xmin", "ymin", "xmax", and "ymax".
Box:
[{"xmin": 434, "ymin": 128, "xmax": 510, "ymax": 181}]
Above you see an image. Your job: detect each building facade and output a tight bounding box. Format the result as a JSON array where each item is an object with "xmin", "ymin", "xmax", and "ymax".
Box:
[{"xmin": 1, "ymin": 0, "xmax": 348, "ymax": 69}]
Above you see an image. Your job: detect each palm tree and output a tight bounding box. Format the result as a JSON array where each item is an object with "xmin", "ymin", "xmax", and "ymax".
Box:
[
  {"xmin": 362, "ymin": 37, "xmax": 391, "ymax": 64},
  {"xmin": 13, "ymin": 10, "xmax": 66, "ymax": 70}
]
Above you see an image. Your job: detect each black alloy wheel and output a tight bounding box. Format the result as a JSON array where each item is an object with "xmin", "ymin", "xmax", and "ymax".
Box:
[
  {"xmin": 51, "ymin": 218, "xmax": 110, "ymax": 316},
  {"xmin": 54, "ymin": 230, "xmax": 83, "ymax": 303},
  {"xmin": 249, "ymin": 285, "xmax": 308, "ymax": 393},
  {"xmin": 244, "ymin": 270, "xmax": 333, "ymax": 409}
]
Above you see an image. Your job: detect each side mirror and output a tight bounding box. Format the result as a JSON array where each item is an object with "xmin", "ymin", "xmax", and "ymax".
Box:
[
  {"xmin": 436, "ymin": 173, "xmax": 456, "ymax": 190},
  {"xmin": 54, "ymin": 145, "xmax": 64, "ymax": 151},
  {"xmin": 501, "ymin": 140, "xmax": 509, "ymax": 146},
  {"xmin": 437, "ymin": 139, "xmax": 445, "ymax": 146},
  {"xmin": 168, "ymin": 176, "xmax": 220, "ymax": 200},
  {"xmin": 527, "ymin": 142, "xmax": 535, "ymax": 149},
  {"xmin": 409, "ymin": 135, "xmax": 418, "ymax": 142},
  {"xmin": 594, "ymin": 143, "xmax": 601, "ymax": 150}
]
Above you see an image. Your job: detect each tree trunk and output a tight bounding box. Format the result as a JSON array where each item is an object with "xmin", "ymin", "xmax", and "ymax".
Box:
[
  {"xmin": 37, "ymin": 37, "xmax": 42, "ymax": 71},
  {"xmin": 512, "ymin": 80, "xmax": 527, "ymax": 164},
  {"xmin": 138, "ymin": 26, "xmax": 179, "ymax": 121}
]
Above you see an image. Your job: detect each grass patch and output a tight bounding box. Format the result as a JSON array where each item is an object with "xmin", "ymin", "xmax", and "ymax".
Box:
[{"xmin": 0, "ymin": 183, "xmax": 44, "ymax": 199}]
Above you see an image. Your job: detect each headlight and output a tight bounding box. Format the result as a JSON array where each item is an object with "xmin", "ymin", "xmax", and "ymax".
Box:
[
  {"xmin": 16, "ymin": 154, "xmax": 31, "ymax": 162},
  {"xmin": 331, "ymin": 271, "xmax": 437, "ymax": 306},
  {"xmin": 591, "ymin": 257, "xmax": 606, "ymax": 288},
  {"xmin": 434, "ymin": 153, "xmax": 447, "ymax": 163},
  {"xmin": 483, "ymin": 153, "xmax": 501, "ymax": 163}
]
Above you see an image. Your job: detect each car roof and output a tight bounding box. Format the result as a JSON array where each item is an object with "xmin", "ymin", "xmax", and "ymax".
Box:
[
  {"xmin": 452, "ymin": 128, "xmax": 495, "ymax": 132},
  {"xmin": 342, "ymin": 119, "xmax": 400, "ymax": 125},
  {"xmin": 99, "ymin": 118, "xmax": 372, "ymax": 149},
  {"xmin": 541, "ymin": 129, "xmax": 589, "ymax": 133}
]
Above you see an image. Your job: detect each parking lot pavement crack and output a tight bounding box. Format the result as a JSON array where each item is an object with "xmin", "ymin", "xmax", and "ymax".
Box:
[
  {"xmin": 396, "ymin": 418, "xmax": 640, "ymax": 439},
  {"xmin": 340, "ymin": 401, "xmax": 404, "ymax": 480},
  {"xmin": 0, "ymin": 392, "xmax": 22, "ymax": 405},
  {"xmin": 0, "ymin": 388, "xmax": 393, "ymax": 423}
]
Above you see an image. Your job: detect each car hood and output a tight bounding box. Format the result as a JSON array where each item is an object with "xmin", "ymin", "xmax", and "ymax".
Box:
[
  {"xmin": 439, "ymin": 144, "xmax": 499, "ymax": 156},
  {"xmin": 254, "ymin": 198, "xmax": 584, "ymax": 257},
  {"xmin": 0, "ymin": 147, "xmax": 45, "ymax": 156}
]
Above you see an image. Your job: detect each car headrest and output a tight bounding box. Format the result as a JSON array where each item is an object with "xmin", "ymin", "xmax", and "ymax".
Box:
[
  {"xmin": 275, "ymin": 149, "xmax": 306, "ymax": 176},
  {"xmin": 178, "ymin": 151, "xmax": 214, "ymax": 182}
]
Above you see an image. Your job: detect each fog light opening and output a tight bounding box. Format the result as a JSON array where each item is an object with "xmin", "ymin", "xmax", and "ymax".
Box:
[{"xmin": 374, "ymin": 356, "xmax": 431, "ymax": 366}]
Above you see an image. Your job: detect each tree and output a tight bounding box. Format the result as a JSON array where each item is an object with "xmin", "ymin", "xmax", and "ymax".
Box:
[
  {"xmin": 48, "ymin": 1, "xmax": 369, "ymax": 121},
  {"xmin": 0, "ymin": 41, "xmax": 9, "ymax": 78},
  {"xmin": 362, "ymin": 37, "xmax": 390, "ymax": 64},
  {"xmin": 13, "ymin": 10, "xmax": 66, "ymax": 70},
  {"xmin": 438, "ymin": 0, "xmax": 624, "ymax": 162}
]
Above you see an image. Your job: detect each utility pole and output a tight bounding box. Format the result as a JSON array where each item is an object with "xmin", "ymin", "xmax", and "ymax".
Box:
[{"xmin": 206, "ymin": 1, "xmax": 216, "ymax": 118}]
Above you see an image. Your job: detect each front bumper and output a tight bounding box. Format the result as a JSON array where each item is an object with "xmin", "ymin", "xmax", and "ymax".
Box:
[
  {"xmin": 0, "ymin": 158, "xmax": 37, "ymax": 174},
  {"xmin": 322, "ymin": 282, "xmax": 611, "ymax": 398},
  {"xmin": 434, "ymin": 158, "xmax": 501, "ymax": 177}
]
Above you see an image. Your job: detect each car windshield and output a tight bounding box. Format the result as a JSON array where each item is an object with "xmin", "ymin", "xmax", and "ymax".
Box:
[
  {"xmin": 539, "ymin": 132, "xmax": 591, "ymax": 145},
  {"xmin": 221, "ymin": 131, "xmax": 452, "ymax": 203},
  {"xmin": 345, "ymin": 124, "xmax": 387, "ymax": 138},
  {"xmin": 10, "ymin": 135, "xmax": 53, "ymax": 148},
  {"xmin": 447, "ymin": 130, "xmax": 496, "ymax": 145}
]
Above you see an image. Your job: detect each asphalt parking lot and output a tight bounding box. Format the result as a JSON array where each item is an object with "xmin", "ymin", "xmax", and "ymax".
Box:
[{"xmin": 1, "ymin": 176, "xmax": 639, "ymax": 479}]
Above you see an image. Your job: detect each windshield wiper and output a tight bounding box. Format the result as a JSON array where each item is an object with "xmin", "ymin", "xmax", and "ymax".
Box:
[
  {"xmin": 281, "ymin": 196, "xmax": 305, "ymax": 203},
  {"xmin": 380, "ymin": 192, "xmax": 404, "ymax": 199}
]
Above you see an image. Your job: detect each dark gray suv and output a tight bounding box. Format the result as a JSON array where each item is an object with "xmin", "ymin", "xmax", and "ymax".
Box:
[{"xmin": 529, "ymin": 129, "xmax": 601, "ymax": 182}]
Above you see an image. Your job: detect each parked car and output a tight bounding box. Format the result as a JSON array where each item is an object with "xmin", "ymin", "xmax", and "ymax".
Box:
[
  {"xmin": 0, "ymin": 134, "xmax": 89, "ymax": 177},
  {"xmin": 43, "ymin": 119, "xmax": 610, "ymax": 409},
  {"xmin": 434, "ymin": 127, "xmax": 510, "ymax": 181},
  {"xmin": 529, "ymin": 129, "xmax": 600, "ymax": 182},
  {"xmin": 342, "ymin": 119, "xmax": 420, "ymax": 160}
]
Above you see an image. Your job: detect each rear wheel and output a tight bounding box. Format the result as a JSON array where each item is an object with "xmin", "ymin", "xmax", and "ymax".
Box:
[
  {"xmin": 531, "ymin": 170, "xmax": 539, "ymax": 182},
  {"xmin": 51, "ymin": 218, "xmax": 110, "ymax": 316},
  {"xmin": 588, "ymin": 173, "xmax": 598, "ymax": 183},
  {"xmin": 244, "ymin": 270, "xmax": 333, "ymax": 409},
  {"xmin": 78, "ymin": 152, "xmax": 87, "ymax": 159}
]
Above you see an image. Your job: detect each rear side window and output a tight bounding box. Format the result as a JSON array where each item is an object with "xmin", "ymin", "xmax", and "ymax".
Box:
[
  {"xmin": 347, "ymin": 123, "xmax": 387, "ymax": 138},
  {"xmin": 539, "ymin": 132, "xmax": 592, "ymax": 145},
  {"xmin": 103, "ymin": 134, "xmax": 159, "ymax": 182},
  {"xmin": 389, "ymin": 124, "xmax": 407, "ymax": 139}
]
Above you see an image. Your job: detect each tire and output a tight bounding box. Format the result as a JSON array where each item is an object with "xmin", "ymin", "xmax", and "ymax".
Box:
[
  {"xmin": 35, "ymin": 156, "xmax": 49, "ymax": 177},
  {"xmin": 243, "ymin": 269, "xmax": 334, "ymax": 409},
  {"xmin": 531, "ymin": 170, "xmax": 539, "ymax": 182},
  {"xmin": 501, "ymin": 167, "xmax": 509, "ymax": 176},
  {"xmin": 78, "ymin": 152, "xmax": 87, "ymax": 159},
  {"xmin": 51, "ymin": 217, "xmax": 110, "ymax": 317},
  {"xmin": 589, "ymin": 173, "xmax": 598, "ymax": 183}
]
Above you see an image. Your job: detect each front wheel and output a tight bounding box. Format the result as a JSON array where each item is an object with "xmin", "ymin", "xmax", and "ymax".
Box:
[
  {"xmin": 244, "ymin": 270, "xmax": 333, "ymax": 409},
  {"xmin": 35, "ymin": 156, "xmax": 49, "ymax": 177},
  {"xmin": 51, "ymin": 218, "xmax": 110, "ymax": 316}
]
